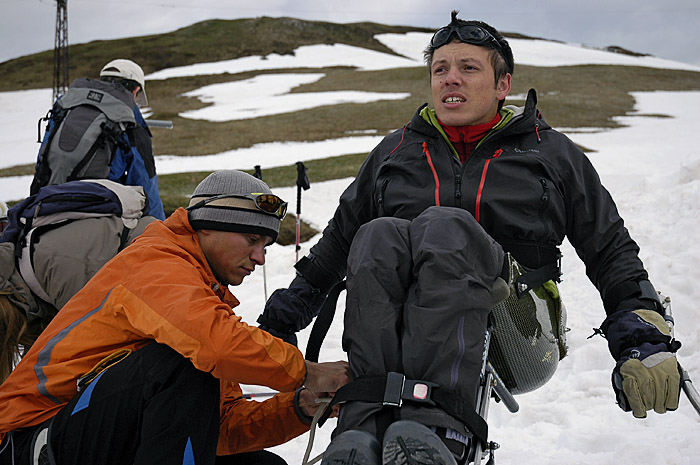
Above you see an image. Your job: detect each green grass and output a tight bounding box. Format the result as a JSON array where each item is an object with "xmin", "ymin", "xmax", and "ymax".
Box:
[
  {"xmin": 3, "ymin": 16, "xmax": 700, "ymax": 244},
  {"xmin": 0, "ymin": 17, "xmax": 431, "ymax": 92}
]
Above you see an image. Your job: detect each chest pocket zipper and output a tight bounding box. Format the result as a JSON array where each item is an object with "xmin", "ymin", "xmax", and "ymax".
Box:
[
  {"xmin": 377, "ymin": 178, "xmax": 388, "ymax": 216},
  {"xmin": 475, "ymin": 149, "xmax": 503, "ymax": 222},
  {"xmin": 538, "ymin": 178, "xmax": 550, "ymax": 224}
]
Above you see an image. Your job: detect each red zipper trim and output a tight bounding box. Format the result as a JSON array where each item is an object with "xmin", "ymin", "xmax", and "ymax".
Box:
[
  {"xmin": 422, "ymin": 142, "xmax": 441, "ymax": 206},
  {"xmin": 388, "ymin": 123, "xmax": 410, "ymax": 157},
  {"xmin": 475, "ymin": 149, "xmax": 503, "ymax": 222}
]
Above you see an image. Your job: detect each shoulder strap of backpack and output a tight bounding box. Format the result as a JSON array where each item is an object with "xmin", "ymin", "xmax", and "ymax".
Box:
[{"xmin": 16, "ymin": 228, "xmax": 52, "ymax": 303}]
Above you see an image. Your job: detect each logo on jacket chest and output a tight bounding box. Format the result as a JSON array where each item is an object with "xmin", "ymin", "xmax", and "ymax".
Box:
[{"xmin": 513, "ymin": 147, "xmax": 540, "ymax": 154}]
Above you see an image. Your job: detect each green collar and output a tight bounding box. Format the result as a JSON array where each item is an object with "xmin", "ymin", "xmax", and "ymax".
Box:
[{"xmin": 419, "ymin": 106, "xmax": 514, "ymax": 158}]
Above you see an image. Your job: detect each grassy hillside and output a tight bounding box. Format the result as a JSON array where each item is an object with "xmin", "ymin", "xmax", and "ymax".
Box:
[
  {"xmin": 0, "ymin": 17, "xmax": 432, "ymax": 92},
  {"xmin": 2, "ymin": 16, "xmax": 700, "ymax": 243}
]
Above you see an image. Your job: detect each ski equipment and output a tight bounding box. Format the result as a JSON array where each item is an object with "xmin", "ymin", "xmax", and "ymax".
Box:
[
  {"xmin": 660, "ymin": 293, "xmax": 700, "ymax": 417},
  {"xmin": 253, "ymin": 165, "xmax": 268, "ymax": 300},
  {"xmin": 144, "ymin": 119, "xmax": 174, "ymax": 129},
  {"xmin": 295, "ymin": 161, "xmax": 310, "ymax": 262}
]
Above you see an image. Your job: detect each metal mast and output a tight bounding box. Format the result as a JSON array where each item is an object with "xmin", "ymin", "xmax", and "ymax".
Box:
[{"xmin": 53, "ymin": 0, "xmax": 69, "ymax": 101}]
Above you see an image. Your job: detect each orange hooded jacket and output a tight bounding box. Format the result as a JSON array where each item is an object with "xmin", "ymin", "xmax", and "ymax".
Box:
[{"xmin": 0, "ymin": 208, "xmax": 309, "ymax": 454}]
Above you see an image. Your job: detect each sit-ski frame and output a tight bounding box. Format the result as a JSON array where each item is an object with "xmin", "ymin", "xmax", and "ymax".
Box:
[{"xmin": 467, "ymin": 293, "xmax": 700, "ymax": 465}]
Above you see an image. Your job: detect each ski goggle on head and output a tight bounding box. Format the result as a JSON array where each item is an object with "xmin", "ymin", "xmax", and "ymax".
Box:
[
  {"xmin": 430, "ymin": 24, "xmax": 506, "ymax": 60},
  {"xmin": 187, "ymin": 193, "xmax": 288, "ymax": 220}
]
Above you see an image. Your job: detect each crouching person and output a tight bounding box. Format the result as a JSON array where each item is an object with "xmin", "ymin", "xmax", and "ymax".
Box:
[{"xmin": 0, "ymin": 170, "xmax": 350, "ymax": 465}]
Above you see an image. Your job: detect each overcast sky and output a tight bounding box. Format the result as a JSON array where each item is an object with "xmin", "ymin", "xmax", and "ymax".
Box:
[{"xmin": 2, "ymin": 0, "xmax": 700, "ymax": 67}]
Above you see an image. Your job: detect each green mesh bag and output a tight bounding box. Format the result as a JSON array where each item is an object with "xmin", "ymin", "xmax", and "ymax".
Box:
[{"xmin": 488, "ymin": 257, "xmax": 568, "ymax": 395}]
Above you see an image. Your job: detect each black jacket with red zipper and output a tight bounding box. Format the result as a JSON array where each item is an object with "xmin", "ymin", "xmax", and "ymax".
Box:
[{"xmin": 303, "ymin": 88, "xmax": 649, "ymax": 315}]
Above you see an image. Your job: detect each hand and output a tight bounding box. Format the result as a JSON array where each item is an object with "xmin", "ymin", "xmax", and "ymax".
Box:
[
  {"xmin": 257, "ymin": 276, "xmax": 327, "ymax": 346},
  {"xmin": 603, "ymin": 309, "xmax": 682, "ymax": 418},
  {"xmin": 297, "ymin": 388, "xmax": 341, "ymax": 419},
  {"xmin": 304, "ymin": 360, "xmax": 350, "ymax": 395},
  {"xmin": 613, "ymin": 351, "xmax": 680, "ymax": 418}
]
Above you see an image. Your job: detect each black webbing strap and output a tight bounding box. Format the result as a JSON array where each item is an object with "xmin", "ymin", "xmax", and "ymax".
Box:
[
  {"xmin": 603, "ymin": 279, "xmax": 663, "ymax": 314},
  {"xmin": 318, "ymin": 373, "xmax": 488, "ymax": 447},
  {"xmin": 515, "ymin": 261, "xmax": 561, "ymax": 298},
  {"xmin": 305, "ymin": 280, "xmax": 346, "ymax": 362}
]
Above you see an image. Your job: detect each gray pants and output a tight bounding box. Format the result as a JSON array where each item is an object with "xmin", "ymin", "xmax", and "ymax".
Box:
[{"xmin": 337, "ymin": 206, "xmax": 505, "ymax": 441}]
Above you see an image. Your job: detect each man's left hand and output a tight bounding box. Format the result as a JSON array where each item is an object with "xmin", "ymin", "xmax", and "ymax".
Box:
[
  {"xmin": 613, "ymin": 349, "xmax": 680, "ymax": 418},
  {"xmin": 603, "ymin": 309, "xmax": 682, "ymax": 418},
  {"xmin": 297, "ymin": 388, "xmax": 340, "ymax": 419}
]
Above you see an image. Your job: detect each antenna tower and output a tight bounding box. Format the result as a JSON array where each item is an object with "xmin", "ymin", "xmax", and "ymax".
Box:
[{"xmin": 53, "ymin": 0, "xmax": 69, "ymax": 101}]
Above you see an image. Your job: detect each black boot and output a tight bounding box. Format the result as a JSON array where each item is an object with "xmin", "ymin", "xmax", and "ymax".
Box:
[
  {"xmin": 382, "ymin": 421, "xmax": 457, "ymax": 465},
  {"xmin": 322, "ymin": 429, "xmax": 382, "ymax": 465}
]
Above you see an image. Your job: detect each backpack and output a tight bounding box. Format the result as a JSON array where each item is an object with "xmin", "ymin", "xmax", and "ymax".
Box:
[
  {"xmin": 30, "ymin": 78, "xmax": 137, "ymax": 195},
  {"xmin": 0, "ymin": 180, "xmax": 149, "ymax": 305}
]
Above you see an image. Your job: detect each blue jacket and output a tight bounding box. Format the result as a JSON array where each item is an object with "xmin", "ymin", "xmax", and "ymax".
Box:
[{"xmin": 108, "ymin": 104, "xmax": 165, "ymax": 220}]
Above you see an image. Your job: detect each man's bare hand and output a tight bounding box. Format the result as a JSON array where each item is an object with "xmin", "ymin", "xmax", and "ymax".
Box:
[
  {"xmin": 297, "ymin": 388, "xmax": 341, "ymax": 418},
  {"xmin": 304, "ymin": 360, "xmax": 350, "ymax": 395}
]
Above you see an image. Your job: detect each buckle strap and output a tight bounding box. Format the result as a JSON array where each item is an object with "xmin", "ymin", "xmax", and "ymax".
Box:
[
  {"xmin": 515, "ymin": 260, "xmax": 561, "ymax": 298},
  {"xmin": 319, "ymin": 373, "xmax": 488, "ymax": 447},
  {"xmin": 383, "ymin": 371, "xmax": 438, "ymax": 407}
]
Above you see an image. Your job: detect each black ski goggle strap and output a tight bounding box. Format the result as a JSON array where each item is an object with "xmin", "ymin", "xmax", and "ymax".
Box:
[
  {"xmin": 187, "ymin": 193, "xmax": 288, "ymax": 220},
  {"xmin": 430, "ymin": 24, "xmax": 506, "ymax": 61}
]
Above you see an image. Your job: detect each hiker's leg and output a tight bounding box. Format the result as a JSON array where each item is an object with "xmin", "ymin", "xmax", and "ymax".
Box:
[
  {"xmin": 336, "ymin": 216, "xmax": 413, "ymax": 440},
  {"xmin": 400, "ymin": 206, "xmax": 505, "ymax": 437},
  {"xmin": 50, "ymin": 342, "xmax": 220, "ymax": 465}
]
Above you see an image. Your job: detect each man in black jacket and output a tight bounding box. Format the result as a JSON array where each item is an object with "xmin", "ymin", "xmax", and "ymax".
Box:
[{"xmin": 259, "ymin": 11, "xmax": 681, "ymax": 464}]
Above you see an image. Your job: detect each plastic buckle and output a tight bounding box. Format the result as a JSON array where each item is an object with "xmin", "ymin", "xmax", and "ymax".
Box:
[
  {"xmin": 383, "ymin": 372, "xmax": 406, "ymax": 407},
  {"xmin": 402, "ymin": 379, "xmax": 438, "ymax": 406}
]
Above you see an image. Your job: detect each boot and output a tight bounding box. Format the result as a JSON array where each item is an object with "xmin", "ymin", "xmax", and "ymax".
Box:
[
  {"xmin": 382, "ymin": 420, "xmax": 457, "ymax": 465},
  {"xmin": 322, "ymin": 429, "xmax": 382, "ymax": 465}
]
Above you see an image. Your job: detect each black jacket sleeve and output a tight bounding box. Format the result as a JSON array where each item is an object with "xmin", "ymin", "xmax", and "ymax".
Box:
[
  {"xmin": 301, "ymin": 140, "xmax": 388, "ymax": 289},
  {"xmin": 557, "ymin": 137, "xmax": 650, "ymax": 314}
]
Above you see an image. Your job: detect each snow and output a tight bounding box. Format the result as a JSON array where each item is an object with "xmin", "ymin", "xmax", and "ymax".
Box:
[
  {"xmin": 180, "ymin": 73, "xmax": 410, "ymax": 122},
  {"xmin": 146, "ymin": 42, "xmax": 421, "ymax": 81},
  {"xmin": 1, "ymin": 34, "xmax": 699, "ymax": 464},
  {"xmin": 374, "ymin": 32, "xmax": 700, "ymax": 72}
]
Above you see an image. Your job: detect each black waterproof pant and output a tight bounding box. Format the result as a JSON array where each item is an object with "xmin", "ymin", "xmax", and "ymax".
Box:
[
  {"xmin": 0, "ymin": 343, "xmax": 287, "ymax": 465},
  {"xmin": 336, "ymin": 207, "xmax": 505, "ymax": 441}
]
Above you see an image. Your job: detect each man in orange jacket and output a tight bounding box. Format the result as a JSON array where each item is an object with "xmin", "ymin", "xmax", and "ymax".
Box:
[{"xmin": 0, "ymin": 170, "xmax": 349, "ymax": 465}]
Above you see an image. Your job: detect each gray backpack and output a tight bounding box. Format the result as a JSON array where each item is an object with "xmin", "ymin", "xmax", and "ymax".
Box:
[{"xmin": 30, "ymin": 78, "xmax": 137, "ymax": 195}]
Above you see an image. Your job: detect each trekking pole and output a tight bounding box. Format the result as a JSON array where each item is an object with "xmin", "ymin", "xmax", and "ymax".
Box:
[
  {"xmin": 242, "ymin": 391, "xmax": 276, "ymax": 400},
  {"xmin": 253, "ymin": 165, "xmax": 268, "ymax": 300},
  {"xmin": 144, "ymin": 119, "xmax": 173, "ymax": 129},
  {"xmin": 295, "ymin": 162, "xmax": 311, "ymax": 263},
  {"xmin": 660, "ymin": 293, "xmax": 700, "ymax": 417}
]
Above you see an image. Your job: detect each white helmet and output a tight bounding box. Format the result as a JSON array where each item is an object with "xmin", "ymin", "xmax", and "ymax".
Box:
[{"xmin": 100, "ymin": 59, "xmax": 148, "ymax": 107}]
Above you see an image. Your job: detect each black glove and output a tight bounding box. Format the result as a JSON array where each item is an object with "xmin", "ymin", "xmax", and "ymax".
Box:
[
  {"xmin": 601, "ymin": 309, "xmax": 682, "ymax": 418},
  {"xmin": 257, "ymin": 275, "xmax": 327, "ymax": 346}
]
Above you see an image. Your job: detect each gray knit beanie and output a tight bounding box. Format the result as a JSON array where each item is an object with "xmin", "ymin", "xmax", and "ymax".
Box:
[{"xmin": 187, "ymin": 170, "xmax": 283, "ymax": 241}]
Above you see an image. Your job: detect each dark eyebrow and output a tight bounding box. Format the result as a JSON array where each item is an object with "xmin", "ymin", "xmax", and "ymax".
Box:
[{"xmin": 432, "ymin": 56, "xmax": 484, "ymax": 69}]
